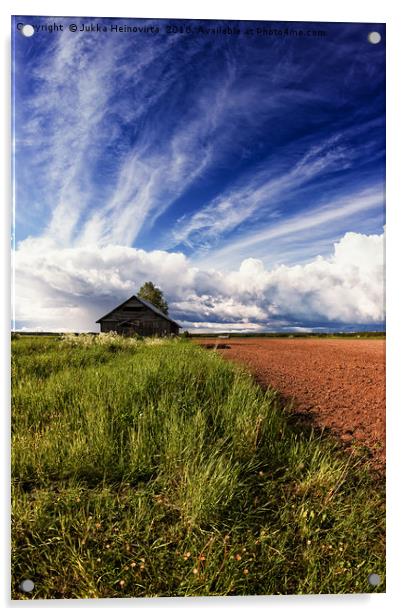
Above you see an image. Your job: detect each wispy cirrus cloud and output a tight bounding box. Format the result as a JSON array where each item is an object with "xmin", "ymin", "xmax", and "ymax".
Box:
[
  {"xmin": 15, "ymin": 22, "xmax": 250, "ymax": 249},
  {"xmin": 16, "ymin": 22, "xmax": 229, "ymax": 247},
  {"xmin": 197, "ymin": 184, "xmax": 385, "ymax": 269},
  {"xmin": 168, "ymin": 134, "xmax": 355, "ymax": 251},
  {"xmin": 18, "ymin": 30, "xmax": 124, "ymax": 244}
]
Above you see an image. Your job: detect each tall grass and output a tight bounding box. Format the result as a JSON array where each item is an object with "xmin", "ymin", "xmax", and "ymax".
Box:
[{"xmin": 11, "ymin": 336, "xmax": 385, "ymax": 598}]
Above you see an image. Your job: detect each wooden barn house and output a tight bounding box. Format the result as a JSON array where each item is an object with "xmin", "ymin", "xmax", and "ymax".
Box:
[{"xmin": 96, "ymin": 294, "xmax": 180, "ymax": 337}]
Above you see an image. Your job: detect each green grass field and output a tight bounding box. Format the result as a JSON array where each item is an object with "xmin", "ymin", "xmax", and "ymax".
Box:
[{"xmin": 11, "ymin": 334, "xmax": 385, "ymax": 598}]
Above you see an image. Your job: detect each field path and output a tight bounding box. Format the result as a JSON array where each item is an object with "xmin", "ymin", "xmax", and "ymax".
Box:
[{"xmin": 196, "ymin": 338, "xmax": 385, "ymax": 467}]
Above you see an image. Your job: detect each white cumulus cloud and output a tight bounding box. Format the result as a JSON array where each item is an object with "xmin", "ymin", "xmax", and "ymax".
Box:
[{"xmin": 13, "ymin": 230, "xmax": 384, "ymax": 332}]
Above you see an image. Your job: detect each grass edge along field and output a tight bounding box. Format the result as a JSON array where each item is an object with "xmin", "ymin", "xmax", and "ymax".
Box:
[{"xmin": 11, "ymin": 334, "xmax": 385, "ymax": 598}]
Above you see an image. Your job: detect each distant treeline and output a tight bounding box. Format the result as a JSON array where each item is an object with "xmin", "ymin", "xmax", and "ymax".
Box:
[
  {"xmin": 11, "ymin": 332, "xmax": 98, "ymax": 338},
  {"xmin": 11, "ymin": 330, "xmax": 386, "ymax": 339},
  {"xmin": 187, "ymin": 331, "xmax": 386, "ymax": 339}
]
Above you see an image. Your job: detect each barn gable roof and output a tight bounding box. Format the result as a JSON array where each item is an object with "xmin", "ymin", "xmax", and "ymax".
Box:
[{"xmin": 96, "ymin": 294, "xmax": 180, "ymax": 327}]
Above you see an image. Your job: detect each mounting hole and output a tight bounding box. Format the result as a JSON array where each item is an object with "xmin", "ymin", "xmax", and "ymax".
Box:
[
  {"xmin": 21, "ymin": 24, "xmax": 35, "ymax": 37},
  {"xmin": 19, "ymin": 579, "xmax": 35, "ymax": 593},
  {"xmin": 368, "ymin": 31, "xmax": 381, "ymax": 45},
  {"xmin": 368, "ymin": 573, "xmax": 381, "ymax": 586}
]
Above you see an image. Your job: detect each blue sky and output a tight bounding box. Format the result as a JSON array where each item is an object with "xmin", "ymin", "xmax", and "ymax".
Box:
[{"xmin": 12, "ymin": 17, "xmax": 385, "ymax": 332}]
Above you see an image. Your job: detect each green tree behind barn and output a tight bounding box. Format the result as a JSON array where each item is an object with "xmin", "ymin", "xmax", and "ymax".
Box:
[{"xmin": 138, "ymin": 281, "xmax": 169, "ymax": 315}]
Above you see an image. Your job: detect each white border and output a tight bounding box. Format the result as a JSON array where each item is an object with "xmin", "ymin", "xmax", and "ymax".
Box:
[{"xmin": 1, "ymin": 1, "xmax": 401, "ymax": 614}]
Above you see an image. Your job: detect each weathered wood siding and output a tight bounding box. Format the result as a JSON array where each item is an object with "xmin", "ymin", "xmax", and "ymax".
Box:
[{"xmin": 99, "ymin": 298, "xmax": 179, "ymax": 336}]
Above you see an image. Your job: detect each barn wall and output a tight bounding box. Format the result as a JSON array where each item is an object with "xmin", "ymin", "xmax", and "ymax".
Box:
[{"xmin": 99, "ymin": 301, "xmax": 179, "ymax": 336}]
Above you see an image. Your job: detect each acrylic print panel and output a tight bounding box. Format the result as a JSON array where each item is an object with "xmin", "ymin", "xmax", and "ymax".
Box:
[{"xmin": 11, "ymin": 16, "xmax": 385, "ymax": 599}]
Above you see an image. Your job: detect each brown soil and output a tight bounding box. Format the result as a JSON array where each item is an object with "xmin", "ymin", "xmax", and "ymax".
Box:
[{"xmin": 196, "ymin": 338, "xmax": 385, "ymax": 467}]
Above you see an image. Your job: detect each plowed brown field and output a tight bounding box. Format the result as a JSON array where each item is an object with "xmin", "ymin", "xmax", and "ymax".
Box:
[{"xmin": 197, "ymin": 338, "xmax": 385, "ymax": 467}]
